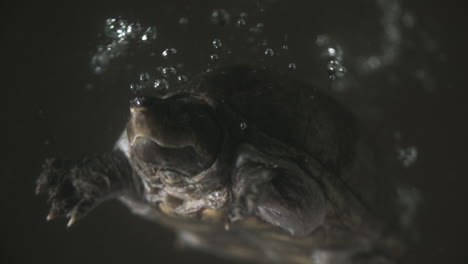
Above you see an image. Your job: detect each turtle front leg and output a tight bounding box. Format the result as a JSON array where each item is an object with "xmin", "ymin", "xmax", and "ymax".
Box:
[
  {"xmin": 230, "ymin": 144, "xmax": 328, "ymax": 236},
  {"xmin": 36, "ymin": 150, "xmax": 134, "ymax": 226}
]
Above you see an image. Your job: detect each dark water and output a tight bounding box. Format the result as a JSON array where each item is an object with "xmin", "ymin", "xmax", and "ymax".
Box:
[{"xmin": 2, "ymin": 0, "xmax": 467, "ymax": 263}]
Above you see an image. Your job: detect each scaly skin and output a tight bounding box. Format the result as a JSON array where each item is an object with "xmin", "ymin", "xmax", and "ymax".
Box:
[{"xmin": 36, "ymin": 150, "xmax": 134, "ymax": 226}]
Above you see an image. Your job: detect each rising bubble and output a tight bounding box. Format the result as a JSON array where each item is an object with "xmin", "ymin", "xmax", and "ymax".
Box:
[
  {"xmin": 139, "ymin": 72, "xmax": 150, "ymax": 82},
  {"xmin": 162, "ymin": 48, "xmax": 177, "ymax": 58},
  {"xmin": 264, "ymin": 48, "xmax": 274, "ymax": 56},
  {"xmin": 212, "ymin": 39, "xmax": 223, "ymax": 49},
  {"xmin": 240, "ymin": 122, "xmax": 247, "ymax": 130},
  {"xmin": 398, "ymin": 146, "xmax": 418, "ymax": 167},
  {"xmin": 210, "ymin": 9, "xmax": 231, "ymax": 25},
  {"xmin": 210, "ymin": 54, "xmax": 219, "ymax": 61},
  {"xmin": 177, "ymin": 75, "xmax": 188, "ymax": 82},
  {"xmin": 236, "ymin": 18, "xmax": 246, "ymax": 27},
  {"xmin": 161, "ymin": 67, "xmax": 177, "ymax": 77},
  {"xmin": 178, "ymin": 17, "xmax": 189, "ymax": 25},
  {"xmin": 154, "ymin": 79, "xmax": 169, "ymax": 92},
  {"xmin": 327, "ymin": 60, "xmax": 347, "ymax": 80}
]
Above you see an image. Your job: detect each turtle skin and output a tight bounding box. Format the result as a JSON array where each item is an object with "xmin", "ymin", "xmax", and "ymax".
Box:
[{"xmin": 36, "ymin": 66, "xmax": 404, "ymax": 264}]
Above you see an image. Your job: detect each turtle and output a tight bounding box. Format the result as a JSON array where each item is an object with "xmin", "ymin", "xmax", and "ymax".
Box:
[{"xmin": 36, "ymin": 66, "xmax": 405, "ymax": 264}]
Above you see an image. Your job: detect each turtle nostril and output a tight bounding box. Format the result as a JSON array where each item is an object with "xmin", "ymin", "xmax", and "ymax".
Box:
[{"xmin": 130, "ymin": 97, "xmax": 147, "ymax": 109}]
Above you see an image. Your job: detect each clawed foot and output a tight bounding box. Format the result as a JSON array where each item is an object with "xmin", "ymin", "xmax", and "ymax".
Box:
[{"xmin": 36, "ymin": 158, "xmax": 105, "ymax": 227}]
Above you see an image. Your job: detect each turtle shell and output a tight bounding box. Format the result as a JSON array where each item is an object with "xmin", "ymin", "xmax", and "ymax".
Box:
[{"xmin": 187, "ymin": 66, "xmax": 358, "ymax": 173}]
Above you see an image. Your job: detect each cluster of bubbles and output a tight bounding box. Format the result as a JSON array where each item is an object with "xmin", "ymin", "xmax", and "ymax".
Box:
[
  {"xmin": 394, "ymin": 132, "xmax": 418, "ymax": 168},
  {"xmin": 91, "ymin": 18, "xmax": 157, "ymax": 74},
  {"xmin": 249, "ymin": 22, "xmax": 264, "ymax": 34},
  {"xmin": 207, "ymin": 9, "xmax": 296, "ymax": 72},
  {"xmin": 397, "ymin": 146, "xmax": 418, "ymax": 168},
  {"xmin": 130, "ymin": 59, "xmax": 188, "ymax": 95},
  {"xmin": 357, "ymin": 0, "xmax": 402, "ymax": 73},
  {"xmin": 129, "ymin": 46, "xmax": 188, "ymax": 95},
  {"xmin": 315, "ymin": 34, "xmax": 347, "ymax": 80},
  {"xmin": 104, "ymin": 18, "xmax": 157, "ymax": 40},
  {"xmin": 236, "ymin": 12, "xmax": 248, "ymax": 27},
  {"xmin": 210, "ymin": 9, "xmax": 231, "ymax": 25}
]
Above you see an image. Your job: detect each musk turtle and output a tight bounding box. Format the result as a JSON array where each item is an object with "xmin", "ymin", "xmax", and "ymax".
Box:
[{"xmin": 36, "ymin": 66, "xmax": 404, "ymax": 264}]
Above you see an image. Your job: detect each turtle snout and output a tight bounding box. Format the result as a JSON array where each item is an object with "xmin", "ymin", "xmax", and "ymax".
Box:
[{"xmin": 130, "ymin": 96, "xmax": 150, "ymax": 112}]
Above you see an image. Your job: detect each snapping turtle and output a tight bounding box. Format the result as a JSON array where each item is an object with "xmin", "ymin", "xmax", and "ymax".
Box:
[{"xmin": 36, "ymin": 66, "xmax": 404, "ymax": 264}]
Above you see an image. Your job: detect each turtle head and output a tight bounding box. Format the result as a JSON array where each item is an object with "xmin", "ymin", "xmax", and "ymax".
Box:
[{"xmin": 127, "ymin": 96, "xmax": 221, "ymax": 177}]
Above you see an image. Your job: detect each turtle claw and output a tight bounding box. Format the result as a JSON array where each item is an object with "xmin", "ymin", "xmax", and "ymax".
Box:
[
  {"xmin": 67, "ymin": 214, "xmax": 77, "ymax": 227},
  {"xmin": 35, "ymin": 185, "xmax": 42, "ymax": 195},
  {"xmin": 65, "ymin": 198, "xmax": 95, "ymax": 228},
  {"xmin": 47, "ymin": 208, "xmax": 58, "ymax": 221},
  {"xmin": 36, "ymin": 157, "xmax": 100, "ymax": 227}
]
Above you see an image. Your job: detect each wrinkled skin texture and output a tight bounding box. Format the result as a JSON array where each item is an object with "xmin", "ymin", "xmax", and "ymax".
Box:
[{"xmin": 36, "ymin": 66, "xmax": 404, "ymax": 264}]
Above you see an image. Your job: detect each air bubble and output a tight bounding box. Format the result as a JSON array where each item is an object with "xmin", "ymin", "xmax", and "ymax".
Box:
[
  {"xmin": 161, "ymin": 67, "xmax": 177, "ymax": 77},
  {"xmin": 240, "ymin": 122, "xmax": 247, "ymax": 130},
  {"xmin": 212, "ymin": 39, "xmax": 223, "ymax": 49},
  {"xmin": 315, "ymin": 34, "xmax": 330, "ymax": 47},
  {"xmin": 154, "ymin": 79, "xmax": 169, "ymax": 92},
  {"xmin": 139, "ymin": 72, "xmax": 150, "ymax": 81},
  {"xmin": 316, "ymin": 34, "xmax": 343, "ymax": 60},
  {"xmin": 130, "ymin": 83, "xmax": 144, "ymax": 92},
  {"xmin": 210, "ymin": 54, "xmax": 219, "ymax": 61},
  {"xmin": 104, "ymin": 18, "xmax": 128, "ymax": 38},
  {"xmin": 162, "ymin": 48, "xmax": 177, "ymax": 58},
  {"xmin": 94, "ymin": 66, "xmax": 103, "ymax": 74},
  {"xmin": 398, "ymin": 146, "xmax": 418, "ymax": 167},
  {"xmin": 236, "ymin": 18, "xmax": 246, "ymax": 27},
  {"xmin": 264, "ymin": 48, "xmax": 274, "ymax": 56},
  {"xmin": 210, "ymin": 9, "xmax": 231, "ymax": 25},
  {"xmin": 178, "ymin": 17, "xmax": 189, "ymax": 25},
  {"xmin": 288, "ymin": 63, "xmax": 297, "ymax": 70},
  {"xmin": 250, "ymin": 23, "xmax": 264, "ymax": 33},
  {"xmin": 126, "ymin": 23, "xmax": 141, "ymax": 36},
  {"xmin": 236, "ymin": 10, "xmax": 248, "ymax": 27},
  {"xmin": 177, "ymin": 75, "xmax": 188, "ymax": 82},
  {"xmin": 92, "ymin": 18, "xmax": 157, "ymax": 75},
  {"xmin": 327, "ymin": 60, "xmax": 347, "ymax": 80},
  {"xmin": 141, "ymin": 26, "xmax": 157, "ymax": 41}
]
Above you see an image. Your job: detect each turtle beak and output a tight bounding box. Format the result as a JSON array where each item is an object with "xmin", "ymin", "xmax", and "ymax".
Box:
[
  {"xmin": 130, "ymin": 97, "xmax": 147, "ymax": 113},
  {"xmin": 127, "ymin": 96, "xmax": 192, "ymax": 147},
  {"xmin": 127, "ymin": 96, "xmax": 157, "ymax": 146}
]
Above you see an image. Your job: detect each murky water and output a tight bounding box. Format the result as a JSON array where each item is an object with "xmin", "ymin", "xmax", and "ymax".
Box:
[{"xmin": 2, "ymin": 0, "xmax": 467, "ymax": 263}]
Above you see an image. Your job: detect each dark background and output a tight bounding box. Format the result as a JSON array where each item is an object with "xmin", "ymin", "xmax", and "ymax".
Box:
[{"xmin": 1, "ymin": 0, "xmax": 467, "ymax": 263}]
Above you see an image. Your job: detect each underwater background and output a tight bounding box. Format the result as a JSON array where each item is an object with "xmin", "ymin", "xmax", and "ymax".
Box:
[{"xmin": 2, "ymin": 0, "xmax": 467, "ymax": 263}]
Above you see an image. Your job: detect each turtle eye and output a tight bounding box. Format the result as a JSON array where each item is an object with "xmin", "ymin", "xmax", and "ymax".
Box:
[{"xmin": 133, "ymin": 137, "xmax": 209, "ymax": 176}]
